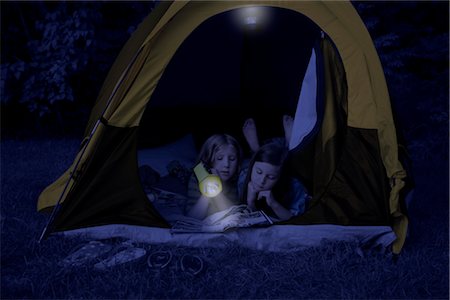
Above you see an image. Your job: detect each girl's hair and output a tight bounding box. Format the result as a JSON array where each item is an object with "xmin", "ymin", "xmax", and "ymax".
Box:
[
  {"xmin": 241, "ymin": 142, "xmax": 289, "ymax": 203},
  {"xmin": 197, "ymin": 134, "xmax": 243, "ymax": 171},
  {"xmin": 250, "ymin": 142, "xmax": 288, "ymax": 167}
]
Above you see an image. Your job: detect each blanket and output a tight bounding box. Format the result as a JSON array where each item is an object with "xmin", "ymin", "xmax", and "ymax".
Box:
[
  {"xmin": 58, "ymin": 224, "xmax": 396, "ymax": 253},
  {"xmin": 119, "ymin": 187, "xmax": 397, "ymax": 252}
]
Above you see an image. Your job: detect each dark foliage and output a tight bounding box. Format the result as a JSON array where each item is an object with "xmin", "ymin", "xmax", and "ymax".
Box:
[{"xmin": 1, "ymin": 1, "xmax": 156, "ymax": 137}]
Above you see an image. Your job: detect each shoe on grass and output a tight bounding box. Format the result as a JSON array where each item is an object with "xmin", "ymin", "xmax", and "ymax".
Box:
[
  {"xmin": 94, "ymin": 247, "xmax": 147, "ymax": 271},
  {"xmin": 147, "ymin": 251, "xmax": 172, "ymax": 269},
  {"xmin": 61, "ymin": 241, "xmax": 113, "ymax": 268},
  {"xmin": 180, "ymin": 254, "xmax": 203, "ymax": 276}
]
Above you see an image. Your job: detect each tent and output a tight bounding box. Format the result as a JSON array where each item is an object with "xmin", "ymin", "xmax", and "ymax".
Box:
[{"xmin": 37, "ymin": 1, "xmax": 410, "ymax": 254}]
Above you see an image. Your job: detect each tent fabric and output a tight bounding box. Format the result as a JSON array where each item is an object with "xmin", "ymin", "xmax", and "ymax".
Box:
[
  {"xmin": 288, "ymin": 36, "xmax": 345, "ymax": 202},
  {"xmin": 37, "ymin": 1, "xmax": 409, "ymax": 253},
  {"xmin": 82, "ymin": 1, "xmax": 174, "ymax": 137},
  {"xmin": 289, "ymin": 47, "xmax": 318, "ymax": 151},
  {"xmin": 51, "ymin": 125, "xmax": 170, "ymax": 232},
  {"xmin": 288, "ymin": 127, "xmax": 391, "ymax": 226}
]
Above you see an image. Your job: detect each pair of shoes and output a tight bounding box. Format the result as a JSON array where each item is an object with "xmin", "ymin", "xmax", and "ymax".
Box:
[
  {"xmin": 94, "ymin": 246, "xmax": 147, "ymax": 271},
  {"xmin": 180, "ymin": 254, "xmax": 203, "ymax": 276},
  {"xmin": 61, "ymin": 241, "xmax": 113, "ymax": 268},
  {"xmin": 147, "ymin": 251, "xmax": 172, "ymax": 269},
  {"xmin": 147, "ymin": 250, "xmax": 203, "ymax": 276}
]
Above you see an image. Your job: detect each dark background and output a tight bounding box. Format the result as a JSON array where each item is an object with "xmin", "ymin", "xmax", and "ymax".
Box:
[
  {"xmin": 0, "ymin": 2, "xmax": 448, "ymax": 298},
  {"xmin": 1, "ymin": 1, "xmax": 448, "ymax": 160}
]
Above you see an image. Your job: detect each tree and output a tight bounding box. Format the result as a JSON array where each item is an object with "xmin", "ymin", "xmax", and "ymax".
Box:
[{"xmin": 1, "ymin": 1, "xmax": 156, "ymax": 136}]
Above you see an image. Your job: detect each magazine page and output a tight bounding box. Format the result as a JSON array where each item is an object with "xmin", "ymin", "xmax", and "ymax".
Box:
[
  {"xmin": 202, "ymin": 204, "xmax": 249, "ymax": 225},
  {"xmin": 170, "ymin": 205, "xmax": 273, "ymax": 233}
]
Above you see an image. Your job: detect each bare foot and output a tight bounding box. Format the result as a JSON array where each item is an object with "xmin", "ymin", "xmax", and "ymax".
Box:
[
  {"xmin": 242, "ymin": 118, "xmax": 260, "ymax": 152},
  {"xmin": 283, "ymin": 115, "xmax": 294, "ymax": 146}
]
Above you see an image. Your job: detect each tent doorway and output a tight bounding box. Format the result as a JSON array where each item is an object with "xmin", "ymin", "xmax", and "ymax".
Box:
[
  {"xmin": 135, "ymin": 6, "xmax": 323, "ymax": 224},
  {"xmin": 137, "ymin": 6, "xmax": 322, "ymax": 150}
]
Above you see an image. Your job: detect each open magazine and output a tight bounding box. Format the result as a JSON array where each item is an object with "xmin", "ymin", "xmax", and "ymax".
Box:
[{"xmin": 170, "ymin": 205, "xmax": 273, "ymax": 233}]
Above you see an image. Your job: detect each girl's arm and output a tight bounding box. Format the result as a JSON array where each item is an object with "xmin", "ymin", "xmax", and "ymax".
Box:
[
  {"xmin": 187, "ymin": 196, "xmax": 210, "ymax": 220},
  {"xmin": 246, "ymin": 181, "xmax": 258, "ymax": 210},
  {"xmin": 258, "ymin": 190, "xmax": 293, "ymax": 221}
]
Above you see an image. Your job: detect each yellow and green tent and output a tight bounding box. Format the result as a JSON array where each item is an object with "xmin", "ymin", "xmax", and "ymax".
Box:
[{"xmin": 37, "ymin": 1, "xmax": 409, "ymax": 254}]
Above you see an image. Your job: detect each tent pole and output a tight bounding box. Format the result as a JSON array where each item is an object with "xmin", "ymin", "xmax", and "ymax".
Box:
[
  {"xmin": 38, "ymin": 45, "xmax": 145, "ymax": 243},
  {"xmin": 38, "ymin": 120, "xmax": 100, "ymax": 243}
]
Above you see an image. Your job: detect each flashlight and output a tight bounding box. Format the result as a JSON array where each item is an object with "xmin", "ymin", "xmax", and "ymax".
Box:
[{"xmin": 194, "ymin": 162, "xmax": 223, "ymax": 197}]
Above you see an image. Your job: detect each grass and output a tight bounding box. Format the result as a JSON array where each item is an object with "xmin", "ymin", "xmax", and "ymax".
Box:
[{"xmin": 1, "ymin": 138, "xmax": 448, "ymax": 299}]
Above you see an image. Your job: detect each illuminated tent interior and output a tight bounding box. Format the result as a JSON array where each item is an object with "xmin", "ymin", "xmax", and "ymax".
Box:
[{"xmin": 37, "ymin": 2, "xmax": 410, "ymax": 254}]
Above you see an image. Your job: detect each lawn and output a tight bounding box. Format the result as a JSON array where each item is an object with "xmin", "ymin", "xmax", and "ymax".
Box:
[{"xmin": 1, "ymin": 138, "xmax": 448, "ymax": 299}]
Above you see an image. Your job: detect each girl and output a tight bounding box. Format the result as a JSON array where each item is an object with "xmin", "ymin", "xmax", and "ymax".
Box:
[
  {"xmin": 239, "ymin": 142, "xmax": 309, "ymax": 221},
  {"xmin": 186, "ymin": 134, "xmax": 243, "ymax": 219}
]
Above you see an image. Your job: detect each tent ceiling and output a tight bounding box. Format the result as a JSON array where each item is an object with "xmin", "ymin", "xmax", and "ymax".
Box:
[
  {"xmin": 139, "ymin": 7, "xmax": 321, "ymax": 147},
  {"xmin": 149, "ymin": 6, "xmax": 321, "ymax": 110}
]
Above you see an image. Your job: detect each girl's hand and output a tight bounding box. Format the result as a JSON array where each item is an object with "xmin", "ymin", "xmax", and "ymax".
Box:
[
  {"xmin": 257, "ymin": 190, "xmax": 292, "ymax": 220},
  {"xmin": 247, "ymin": 181, "xmax": 258, "ymax": 210},
  {"xmin": 248, "ymin": 181, "xmax": 258, "ymax": 195},
  {"xmin": 257, "ymin": 190, "xmax": 275, "ymax": 207}
]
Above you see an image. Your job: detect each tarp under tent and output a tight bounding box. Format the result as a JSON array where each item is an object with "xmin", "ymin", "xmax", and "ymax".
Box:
[{"xmin": 37, "ymin": 1, "xmax": 410, "ymax": 254}]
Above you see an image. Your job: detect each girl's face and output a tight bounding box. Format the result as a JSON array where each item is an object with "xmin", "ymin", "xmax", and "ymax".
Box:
[
  {"xmin": 250, "ymin": 161, "xmax": 281, "ymax": 192},
  {"xmin": 211, "ymin": 145, "xmax": 239, "ymax": 182}
]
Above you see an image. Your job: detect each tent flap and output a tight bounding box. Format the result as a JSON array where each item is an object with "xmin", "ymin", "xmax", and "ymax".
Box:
[{"xmin": 51, "ymin": 125, "xmax": 170, "ymax": 232}]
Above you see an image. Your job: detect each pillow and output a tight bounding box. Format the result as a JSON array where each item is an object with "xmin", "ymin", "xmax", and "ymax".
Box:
[{"xmin": 137, "ymin": 134, "xmax": 197, "ymax": 176}]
